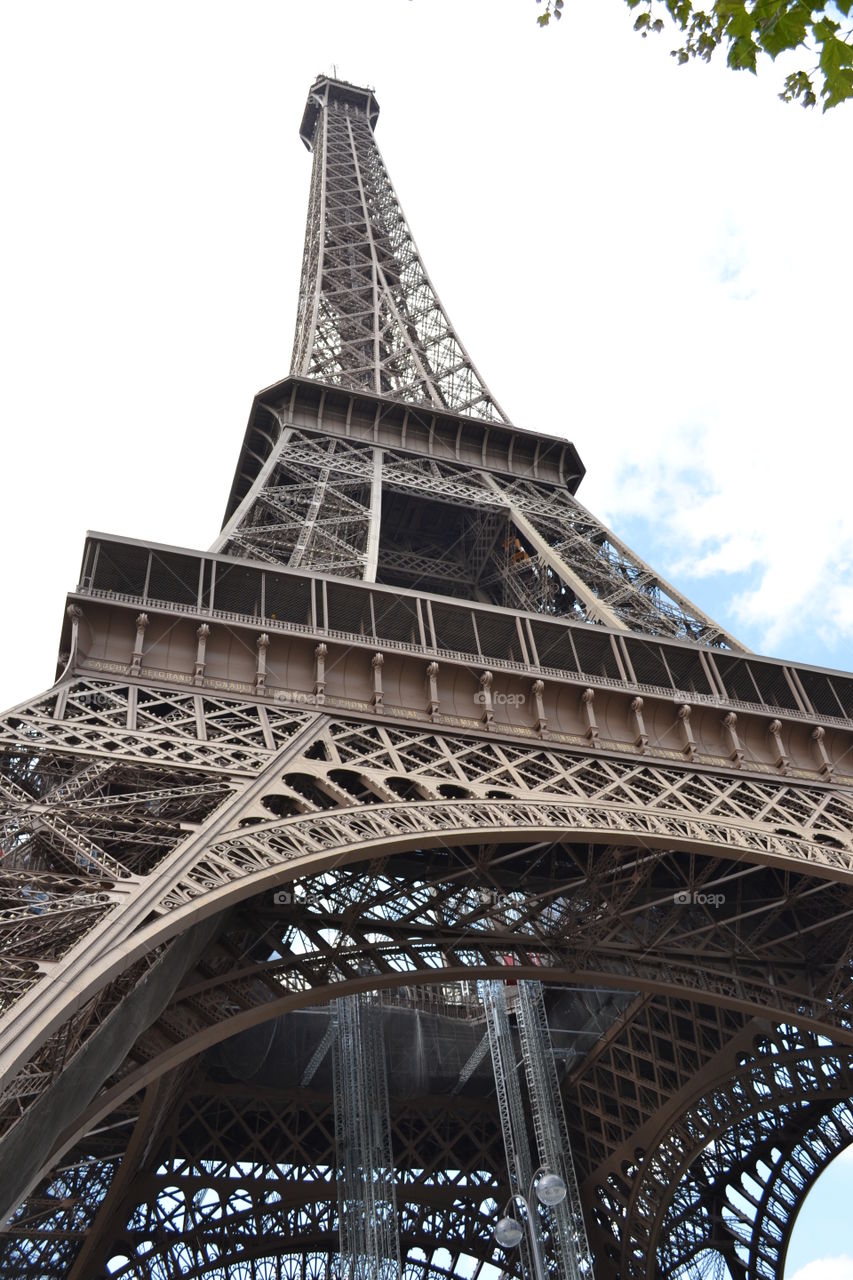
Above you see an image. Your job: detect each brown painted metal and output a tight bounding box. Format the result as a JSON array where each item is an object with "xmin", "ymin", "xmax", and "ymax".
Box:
[{"xmin": 1, "ymin": 74, "xmax": 852, "ymax": 1280}]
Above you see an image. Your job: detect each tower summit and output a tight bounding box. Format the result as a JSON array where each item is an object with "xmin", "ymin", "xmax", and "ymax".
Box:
[
  {"xmin": 2, "ymin": 76, "xmax": 853, "ymax": 1280},
  {"xmin": 291, "ymin": 74, "xmax": 507, "ymax": 420}
]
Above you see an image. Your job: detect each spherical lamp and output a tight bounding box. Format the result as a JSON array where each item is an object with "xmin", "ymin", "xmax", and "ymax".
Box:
[
  {"xmin": 535, "ymin": 1172, "xmax": 567, "ymax": 1206},
  {"xmin": 494, "ymin": 1216, "xmax": 525, "ymax": 1249}
]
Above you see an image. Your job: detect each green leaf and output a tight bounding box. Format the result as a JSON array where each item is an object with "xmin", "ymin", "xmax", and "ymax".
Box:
[
  {"xmin": 727, "ymin": 34, "xmax": 758, "ymax": 69},
  {"xmin": 814, "ymin": 16, "xmax": 840, "ymax": 41},
  {"xmin": 715, "ymin": 0, "xmax": 751, "ymax": 36},
  {"xmin": 819, "ymin": 25, "xmax": 852, "ymax": 74},
  {"xmin": 759, "ymin": 5, "xmax": 810, "ymax": 59},
  {"xmin": 666, "ymin": 0, "xmax": 686, "ymax": 20},
  {"xmin": 780, "ymin": 68, "xmax": 818, "ymax": 105},
  {"xmin": 666, "ymin": 0, "xmax": 693, "ymax": 26},
  {"xmin": 822, "ymin": 58, "xmax": 853, "ymax": 108},
  {"xmin": 823, "ymin": 69, "xmax": 853, "ymax": 108},
  {"xmin": 634, "ymin": 11, "xmax": 651, "ymax": 29}
]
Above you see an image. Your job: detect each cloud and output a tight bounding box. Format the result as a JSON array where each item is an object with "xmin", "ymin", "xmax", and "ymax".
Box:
[
  {"xmin": 789, "ymin": 1257, "xmax": 853, "ymax": 1280},
  {"xmin": 561, "ymin": 101, "xmax": 853, "ymax": 661},
  {"xmin": 591, "ymin": 270, "xmax": 853, "ymax": 656}
]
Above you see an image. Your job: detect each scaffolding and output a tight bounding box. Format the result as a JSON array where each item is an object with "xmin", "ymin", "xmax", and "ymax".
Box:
[
  {"xmin": 481, "ymin": 980, "xmax": 535, "ymax": 1280},
  {"xmin": 482, "ymin": 980, "xmax": 593, "ymax": 1280},
  {"xmin": 332, "ymin": 992, "xmax": 401, "ymax": 1280},
  {"xmin": 516, "ymin": 981, "xmax": 593, "ymax": 1279}
]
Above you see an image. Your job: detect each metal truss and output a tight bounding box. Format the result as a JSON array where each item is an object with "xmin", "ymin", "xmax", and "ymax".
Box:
[
  {"xmin": 291, "ymin": 78, "xmax": 507, "ymax": 422},
  {"xmin": 490, "ymin": 475, "xmax": 737, "ymax": 646},
  {"xmin": 2, "ymin": 73, "xmax": 853, "ymax": 1280},
  {"xmin": 332, "ymin": 993, "xmax": 401, "ymax": 1280},
  {"xmin": 219, "ymin": 432, "xmax": 379, "ymax": 576},
  {"xmin": 217, "ymin": 425, "xmax": 739, "ymax": 644},
  {"xmin": 0, "ymin": 1070, "xmax": 505, "ymax": 1280},
  {"xmin": 591, "ymin": 1024, "xmax": 853, "ymax": 1278}
]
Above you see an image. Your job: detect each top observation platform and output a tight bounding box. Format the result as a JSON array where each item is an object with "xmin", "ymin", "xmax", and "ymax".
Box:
[{"xmin": 299, "ymin": 76, "xmax": 380, "ymax": 150}]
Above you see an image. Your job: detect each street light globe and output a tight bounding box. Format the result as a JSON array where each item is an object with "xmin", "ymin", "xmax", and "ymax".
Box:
[
  {"xmin": 535, "ymin": 1172, "xmax": 567, "ymax": 1206},
  {"xmin": 494, "ymin": 1216, "xmax": 525, "ymax": 1248}
]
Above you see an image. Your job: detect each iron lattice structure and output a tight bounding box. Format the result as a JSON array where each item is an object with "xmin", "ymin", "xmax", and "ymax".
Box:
[{"xmin": 1, "ymin": 74, "xmax": 853, "ymax": 1280}]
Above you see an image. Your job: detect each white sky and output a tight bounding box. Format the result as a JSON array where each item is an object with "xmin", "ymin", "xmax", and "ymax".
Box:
[{"xmin": 1, "ymin": 0, "xmax": 852, "ymax": 1269}]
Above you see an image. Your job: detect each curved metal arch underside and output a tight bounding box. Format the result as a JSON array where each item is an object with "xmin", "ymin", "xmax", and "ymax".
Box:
[
  {"xmin": 8, "ymin": 816, "xmax": 853, "ymax": 1176},
  {"xmin": 595, "ymin": 1027, "xmax": 853, "ymax": 1277},
  {"xmin": 2, "ymin": 890, "xmax": 853, "ymax": 1280},
  {"xmin": 2, "ymin": 1035, "xmax": 510, "ymax": 1280},
  {"xmin": 6, "ymin": 709, "xmax": 853, "ymax": 1103},
  {"xmin": 4, "ymin": 710, "xmax": 853, "ymax": 1277},
  {"xmin": 4, "ymin": 988, "xmax": 853, "ymax": 1280}
]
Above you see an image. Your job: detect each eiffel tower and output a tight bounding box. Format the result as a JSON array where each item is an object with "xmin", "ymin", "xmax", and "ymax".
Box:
[{"xmin": 2, "ymin": 74, "xmax": 853, "ymax": 1280}]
